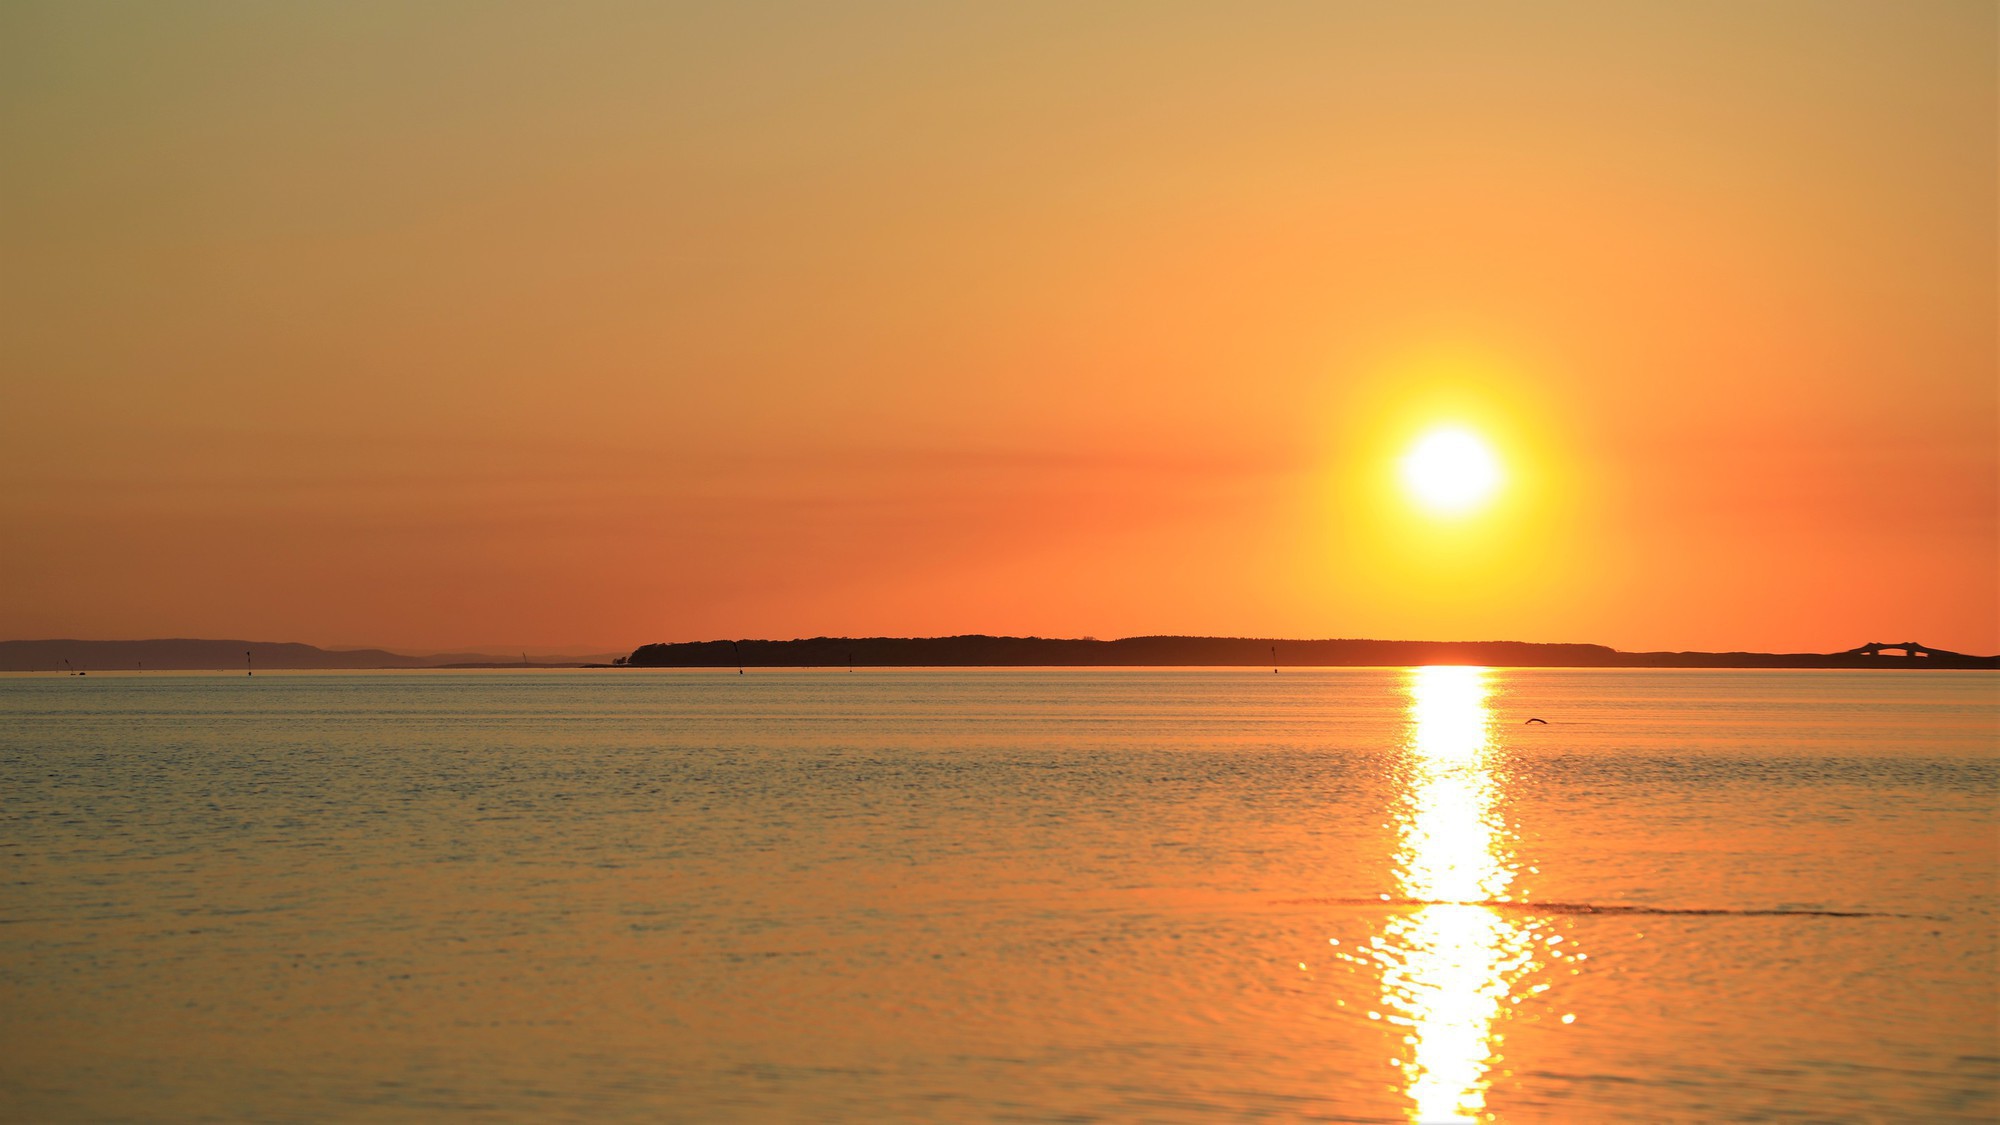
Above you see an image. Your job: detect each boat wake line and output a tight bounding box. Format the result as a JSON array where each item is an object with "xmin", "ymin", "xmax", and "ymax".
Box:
[{"xmin": 1272, "ymin": 897, "xmax": 1934, "ymax": 919}]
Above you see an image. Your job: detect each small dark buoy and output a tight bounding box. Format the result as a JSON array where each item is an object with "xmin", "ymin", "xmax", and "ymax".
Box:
[{"xmin": 1524, "ymin": 717, "xmax": 1547, "ymax": 725}]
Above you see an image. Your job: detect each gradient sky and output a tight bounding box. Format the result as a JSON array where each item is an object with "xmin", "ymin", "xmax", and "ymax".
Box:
[{"xmin": 3, "ymin": 1, "xmax": 1995, "ymax": 654}]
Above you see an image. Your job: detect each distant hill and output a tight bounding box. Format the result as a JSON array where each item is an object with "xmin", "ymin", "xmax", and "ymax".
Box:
[{"xmin": 625, "ymin": 634, "xmax": 1999, "ymax": 670}]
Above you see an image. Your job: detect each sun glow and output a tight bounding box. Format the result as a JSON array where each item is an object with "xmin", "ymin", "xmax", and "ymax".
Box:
[{"xmin": 1400, "ymin": 428, "xmax": 1502, "ymax": 515}]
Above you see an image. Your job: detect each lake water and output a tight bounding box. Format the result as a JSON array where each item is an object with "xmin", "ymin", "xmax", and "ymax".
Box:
[{"xmin": 2, "ymin": 668, "xmax": 1995, "ymax": 1121}]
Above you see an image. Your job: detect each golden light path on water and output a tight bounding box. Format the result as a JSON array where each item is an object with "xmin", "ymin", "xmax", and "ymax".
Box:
[{"xmin": 1384, "ymin": 667, "xmax": 1538, "ymax": 1123}]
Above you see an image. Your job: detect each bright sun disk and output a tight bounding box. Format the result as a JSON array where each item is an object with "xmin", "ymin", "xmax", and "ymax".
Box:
[{"xmin": 1401, "ymin": 427, "xmax": 1502, "ymax": 514}]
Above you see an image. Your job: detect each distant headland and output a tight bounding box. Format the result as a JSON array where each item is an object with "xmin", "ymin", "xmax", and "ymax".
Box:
[
  {"xmin": 0, "ymin": 639, "xmax": 614, "ymax": 672},
  {"xmin": 623, "ymin": 636, "xmax": 1999, "ymax": 670}
]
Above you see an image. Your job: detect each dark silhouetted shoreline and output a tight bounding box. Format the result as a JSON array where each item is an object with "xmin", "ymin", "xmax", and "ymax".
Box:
[{"xmin": 624, "ymin": 635, "xmax": 1999, "ymax": 670}]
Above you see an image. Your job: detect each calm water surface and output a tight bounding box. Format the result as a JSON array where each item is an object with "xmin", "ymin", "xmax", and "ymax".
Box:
[{"xmin": 2, "ymin": 668, "xmax": 1995, "ymax": 1121}]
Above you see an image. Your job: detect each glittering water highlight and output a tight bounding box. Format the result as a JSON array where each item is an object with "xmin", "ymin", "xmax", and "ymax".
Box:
[{"xmin": 1383, "ymin": 667, "xmax": 1533, "ymax": 1121}]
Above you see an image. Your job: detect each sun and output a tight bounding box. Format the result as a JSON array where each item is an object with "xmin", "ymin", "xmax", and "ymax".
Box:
[{"xmin": 1401, "ymin": 427, "xmax": 1502, "ymax": 515}]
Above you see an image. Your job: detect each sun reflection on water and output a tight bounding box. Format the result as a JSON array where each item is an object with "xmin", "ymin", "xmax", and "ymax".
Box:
[{"xmin": 1385, "ymin": 666, "xmax": 1536, "ymax": 1123}]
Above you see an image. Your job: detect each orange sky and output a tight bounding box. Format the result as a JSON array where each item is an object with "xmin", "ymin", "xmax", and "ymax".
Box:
[{"xmin": 2, "ymin": 2, "xmax": 1994, "ymax": 654}]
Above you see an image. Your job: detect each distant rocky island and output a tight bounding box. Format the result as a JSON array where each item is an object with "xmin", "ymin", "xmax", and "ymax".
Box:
[{"xmin": 624, "ymin": 635, "xmax": 1998, "ymax": 670}]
